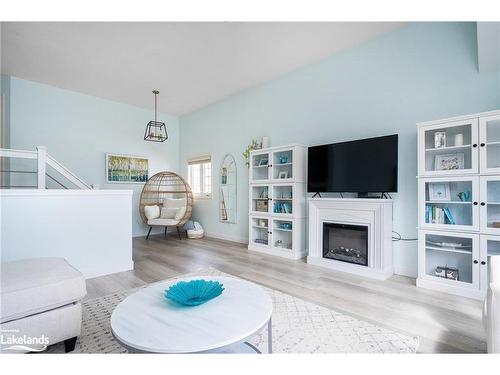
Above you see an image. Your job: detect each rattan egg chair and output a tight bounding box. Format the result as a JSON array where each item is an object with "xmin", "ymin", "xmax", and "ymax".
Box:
[{"xmin": 139, "ymin": 171, "xmax": 193, "ymax": 240}]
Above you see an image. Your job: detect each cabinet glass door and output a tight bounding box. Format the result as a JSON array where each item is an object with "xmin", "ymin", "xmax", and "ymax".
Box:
[
  {"xmin": 272, "ymin": 219, "xmax": 293, "ymax": 251},
  {"xmin": 420, "ymin": 231, "xmax": 479, "ymax": 288},
  {"xmin": 480, "ymin": 115, "xmax": 500, "ymax": 174},
  {"xmin": 250, "ymin": 217, "xmax": 270, "ymax": 248},
  {"xmin": 419, "ymin": 119, "xmax": 478, "ymax": 175},
  {"xmin": 250, "ymin": 185, "xmax": 271, "ymax": 215},
  {"xmin": 480, "ymin": 235, "xmax": 500, "ymax": 290},
  {"xmin": 420, "ymin": 177, "xmax": 479, "ymax": 231},
  {"xmin": 480, "ymin": 176, "xmax": 500, "ymax": 235},
  {"xmin": 250, "ymin": 152, "xmax": 271, "ymax": 182},
  {"xmin": 272, "ymin": 148, "xmax": 293, "ymax": 181},
  {"xmin": 272, "ymin": 184, "xmax": 294, "ymax": 216}
]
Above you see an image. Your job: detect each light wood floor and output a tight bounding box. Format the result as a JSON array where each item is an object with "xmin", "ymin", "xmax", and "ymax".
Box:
[{"xmin": 85, "ymin": 234, "xmax": 486, "ymax": 353}]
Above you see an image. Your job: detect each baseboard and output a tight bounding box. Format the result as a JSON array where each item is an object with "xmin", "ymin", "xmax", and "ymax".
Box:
[{"xmin": 204, "ymin": 231, "xmax": 248, "ymax": 244}]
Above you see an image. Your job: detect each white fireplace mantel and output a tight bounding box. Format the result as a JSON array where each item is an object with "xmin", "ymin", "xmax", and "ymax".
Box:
[{"xmin": 307, "ymin": 198, "xmax": 393, "ymax": 280}]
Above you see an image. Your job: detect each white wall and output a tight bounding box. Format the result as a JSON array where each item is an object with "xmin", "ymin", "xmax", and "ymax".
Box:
[
  {"xmin": 5, "ymin": 76, "xmax": 180, "ymax": 237},
  {"xmin": 0, "ymin": 189, "xmax": 134, "ymax": 278}
]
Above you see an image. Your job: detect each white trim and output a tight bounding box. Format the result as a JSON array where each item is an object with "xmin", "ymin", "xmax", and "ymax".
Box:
[
  {"xmin": 417, "ymin": 109, "xmax": 500, "ymax": 127},
  {"xmin": 0, "ymin": 148, "xmax": 37, "ymax": 159},
  {"xmin": 393, "ymin": 264, "xmax": 418, "ymax": 278},
  {"xmin": 0, "ymin": 189, "xmax": 133, "ymax": 197}
]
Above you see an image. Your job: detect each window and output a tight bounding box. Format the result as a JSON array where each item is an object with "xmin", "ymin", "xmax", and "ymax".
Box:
[{"xmin": 188, "ymin": 155, "xmax": 212, "ymax": 198}]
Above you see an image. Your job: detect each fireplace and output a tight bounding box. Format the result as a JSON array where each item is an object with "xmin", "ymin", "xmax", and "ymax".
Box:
[{"xmin": 322, "ymin": 222, "xmax": 368, "ymax": 266}]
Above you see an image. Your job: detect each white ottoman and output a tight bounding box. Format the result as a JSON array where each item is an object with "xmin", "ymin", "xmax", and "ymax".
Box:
[{"xmin": 0, "ymin": 258, "xmax": 87, "ymax": 353}]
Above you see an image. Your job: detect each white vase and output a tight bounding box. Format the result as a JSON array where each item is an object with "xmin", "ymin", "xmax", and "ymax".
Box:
[
  {"xmin": 261, "ymin": 137, "xmax": 269, "ymax": 149},
  {"xmin": 454, "ymin": 133, "xmax": 464, "ymax": 146}
]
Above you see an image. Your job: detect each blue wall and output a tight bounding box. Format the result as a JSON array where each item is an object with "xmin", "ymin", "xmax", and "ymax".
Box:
[
  {"xmin": 7, "ymin": 77, "xmax": 180, "ymax": 236},
  {"xmin": 179, "ymin": 22, "xmax": 500, "ymax": 276}
]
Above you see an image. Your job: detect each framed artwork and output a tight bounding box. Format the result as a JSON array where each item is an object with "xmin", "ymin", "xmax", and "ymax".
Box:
[
  {"xmin": 428, "ymin": 182, "xmax": 451, "ymax": 201},
  {"xmin": 278, "ymin": 171, "xmax": 289, "ymax": 179},
  {"xmin": 434, "ymin": 153, "xmax": 465, "ymax": 171},
  {"xmin": 106, "ymin": 153, "xmax": 149, "ymax": 183},
  {"xmin": 258, "ymin": 158, "xmax": 268, "ymax": 166}
]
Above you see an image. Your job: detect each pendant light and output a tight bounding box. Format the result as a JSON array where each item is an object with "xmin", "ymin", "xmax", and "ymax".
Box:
[{"xmin": 144, "ymin": 90, "xmax": 168, "ymax": 142}]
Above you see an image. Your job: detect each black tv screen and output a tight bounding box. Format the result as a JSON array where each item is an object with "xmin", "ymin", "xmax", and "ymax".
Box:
[{"xmin": 307, "ymin": 134, "xmax": 398, "ymax": 193}]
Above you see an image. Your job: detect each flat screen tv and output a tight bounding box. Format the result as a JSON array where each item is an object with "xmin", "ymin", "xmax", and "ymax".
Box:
[{"xmin": 307, "ymin": 134, "xmax": 398, "ymax": 193}]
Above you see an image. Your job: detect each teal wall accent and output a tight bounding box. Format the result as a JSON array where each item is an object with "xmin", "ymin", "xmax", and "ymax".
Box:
[
  {"xmin": 6, "ymin": 77, "xmax": 180, "ymax": 236},
  {"xmin": 179, "ymin": 22, "xmax": 500, "ymax": 276}
]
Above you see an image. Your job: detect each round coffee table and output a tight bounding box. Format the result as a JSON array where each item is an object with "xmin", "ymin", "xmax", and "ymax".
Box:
[{"xmin": 111, "ymin": 276, "xmax": 273, "ymax": 353}]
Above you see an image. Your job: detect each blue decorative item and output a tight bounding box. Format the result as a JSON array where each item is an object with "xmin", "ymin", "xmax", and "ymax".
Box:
[
  {"xmin": 278, "ymin": 155, "xmax": 289, "ymax": 164},
  {"xmin": 164, "ymin": 279, "xmax": 225, "ymax": 306}
]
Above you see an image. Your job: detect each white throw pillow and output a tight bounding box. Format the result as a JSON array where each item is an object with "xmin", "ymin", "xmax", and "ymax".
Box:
[
  {"xmin": 175, "ymin": 206, "xmax": 187, "ymax": 221},
  {"xmin": 161, "ymin": 207, "xmax": 179, "ymax": 219},
  {"xmin": 144, "ymin": 205, "xmax": 160, "ymax": 220}
]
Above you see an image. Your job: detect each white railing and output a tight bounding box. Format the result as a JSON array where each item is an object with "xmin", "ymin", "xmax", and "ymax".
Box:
[{"xmin": 0, "ymin": 145, "xmax": 91, "ymax": 189}]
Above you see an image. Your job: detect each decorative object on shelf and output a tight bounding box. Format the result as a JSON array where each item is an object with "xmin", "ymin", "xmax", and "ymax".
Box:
[
  {"xmin": 259, "ymin": 219, "xmax": 267, "ymax": 227},
  {"xmin": 426, "ymin": 240, "xmax": 471, "ymax": 249},
  {"xmin": 278, "ymin": 171, "xmax": 289, "ymax": 179},
  {"xmin": 144, "ymin": 90, "xmax": 168, "ymax": 142},
  {"xmin": 457, "ymin": 191, "xmax": 471, "ymax": 202},
  {"xmin": 258, "ymin": 158, "xmax": 269, "ymax": 166},
  {"xmin": 259, "ymin": 188, "xmax": 268, "ymax": 198},
  {"xmin": 434, "ymin": 131, "xmax": 446, "ymax": 148},
  {"xmin": 261, "ymin": 136, "xmax": 270, "ymax": 149},
  {"xmin": 278, "ymin": 155, "xmax": 289, "ymax": 164},
  {"xmin": 243, "ymin": 140, "xmax": 261, "ymax": 168},
  {"xmin": 164, "ymin": 279, "xmax": 224, "ymax": 306},
  {"xmin": 275, "ymin": 239, "xmax": 283, "ymax": 247},
  {"xmin": 435, "ymin": 266, "xmax": 459, "ymax": 281},
  {"xmin": 254, "ymin": 238, "xmax": 268, "ymax": 245},
  {"xmin": 256, "ymin": 199, "xmax": 268, "ymax": 212},
  {"xmin": 106, "ymin": 153, "xmax": 149, "ymax": 183},
  {"xmin": 279, "ymin": 222, "xmax": 292, "ymax": 230},
  {"xmin": 428, "ymin": 182, "xmax": 451, "ymax": 201},
  {"xmin": 219, "ymin": 154, "xmax": 237, "ymax": 223},
  {"xmin": 454, "ymin": 133, "xmax": 464, "ymax": 146},
  {"xmin": 434, "ymin": 153, "xmax": 465, "ymax": 170}
]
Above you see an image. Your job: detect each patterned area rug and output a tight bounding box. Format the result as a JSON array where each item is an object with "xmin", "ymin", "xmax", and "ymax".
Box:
[{"xmin": 46, "ymin": 269, "xmax": 419, "ymax": 353}]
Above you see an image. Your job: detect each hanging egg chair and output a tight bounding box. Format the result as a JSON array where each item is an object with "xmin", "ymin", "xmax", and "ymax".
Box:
[{"xmin": 139, "ymin": 171, "xmax": 193, "ymax": 239}]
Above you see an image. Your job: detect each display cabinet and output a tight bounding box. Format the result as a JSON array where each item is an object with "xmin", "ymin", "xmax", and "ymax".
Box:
[
  {"xmin": 417, "ymin": 109, "xmax": 500, "ymax": 300},
  {"xmin": 248, "ymin": 144, "xmax": 307, "ymax": 260}
]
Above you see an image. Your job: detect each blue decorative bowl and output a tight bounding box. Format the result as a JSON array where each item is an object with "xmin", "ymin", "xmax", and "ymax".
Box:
[{"xmin": 164, "ymin": 279, "xmax": 225, "ymax": 306}]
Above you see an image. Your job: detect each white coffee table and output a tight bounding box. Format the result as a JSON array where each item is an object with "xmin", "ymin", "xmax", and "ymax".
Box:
[{"xmin": 111, "ymin": 276, "xmax": 273, "ymax": 353}]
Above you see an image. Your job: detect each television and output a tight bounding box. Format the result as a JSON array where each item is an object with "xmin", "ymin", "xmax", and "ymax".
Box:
[{"xmin": 307, "ymin": 134, "xmax": 398, "ymax": 194}]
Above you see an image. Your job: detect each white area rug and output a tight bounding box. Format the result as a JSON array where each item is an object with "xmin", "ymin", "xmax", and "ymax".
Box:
[{"xmin": 47, "ymin": 269, "xmax": 418, "ymax": 353}]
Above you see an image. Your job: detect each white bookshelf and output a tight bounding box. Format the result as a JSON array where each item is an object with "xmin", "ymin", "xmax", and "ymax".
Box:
[
  {"xmin": 417, "ymin": 109, "xmax": 500, "ymax": 300},
  {"xmin": 248, "ymin": 144, "xmax": 307, "ymax": 260}
]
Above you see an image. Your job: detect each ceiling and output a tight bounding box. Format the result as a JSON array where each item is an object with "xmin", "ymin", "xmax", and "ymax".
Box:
[{"xmin": 1, "ymin": 22, "xmax": 404, "ymax": 115}]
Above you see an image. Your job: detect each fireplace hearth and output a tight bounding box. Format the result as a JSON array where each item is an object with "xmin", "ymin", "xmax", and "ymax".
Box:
[{"xmin": 322, "ymin": 222, "xmax": 368, "ymax": 266}]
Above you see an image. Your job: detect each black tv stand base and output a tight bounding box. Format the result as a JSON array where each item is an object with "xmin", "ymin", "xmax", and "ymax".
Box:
[{"xmin": 312, "ymin": 192, "xmax": 322, "ymax": 198}]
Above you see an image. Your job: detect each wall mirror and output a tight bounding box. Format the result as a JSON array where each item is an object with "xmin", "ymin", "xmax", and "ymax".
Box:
[{"xmin": 219, "ymin": 154, "xmax": 237, "ymax": 223}]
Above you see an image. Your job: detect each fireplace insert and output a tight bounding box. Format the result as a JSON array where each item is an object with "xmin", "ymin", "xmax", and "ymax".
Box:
[{"xmin": 322, "ymin": 222, "xmax": 368, "ymax": 266}]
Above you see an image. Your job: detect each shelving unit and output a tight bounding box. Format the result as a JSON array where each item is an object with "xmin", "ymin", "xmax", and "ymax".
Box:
[
  {"xmin": 248, "ymin": 144, "xmax": 306, "ymax": 259},
  {"xmin": 417, "ymin": 109, "xmax": 500, "ymax": 300}
]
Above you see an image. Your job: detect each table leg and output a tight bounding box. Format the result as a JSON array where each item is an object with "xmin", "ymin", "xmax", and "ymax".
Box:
[{"xmin": 267, "ymin": 317, "xmax": 272, "ymax": 354}]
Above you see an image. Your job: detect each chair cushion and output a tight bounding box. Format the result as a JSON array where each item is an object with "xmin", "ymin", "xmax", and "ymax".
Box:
[
  {"xmin": 163, "ymin": 197, "xmax": 187, "ymax": 209},
  {"xmin": 0, "ymin": 258, "xmax": 87, "ymax": 323},
  {"xmin": 175, "ymin": 206, "xmax": 187, "ymax": 220},
  {"xmin": 147, "ymin": 218, "xmax": 180, "ymax": 226},
  {"xmin": 160, "ymin": 207, "xmax": 179, "ymax": 219},
  {"xmin": 144, "ymin": 205, "xmax": 160, "ymax": 220}
]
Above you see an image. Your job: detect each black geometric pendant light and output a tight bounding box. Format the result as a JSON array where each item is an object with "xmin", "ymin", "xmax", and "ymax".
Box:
[{"xmin": 144, "ymin": 90, "xmax": 168, "ymax": 142}]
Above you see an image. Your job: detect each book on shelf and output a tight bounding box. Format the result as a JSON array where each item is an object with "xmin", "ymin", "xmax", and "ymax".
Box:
[{"xmin": 426, "ymin": 205, "xmax": 455, "ymax": 225}]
